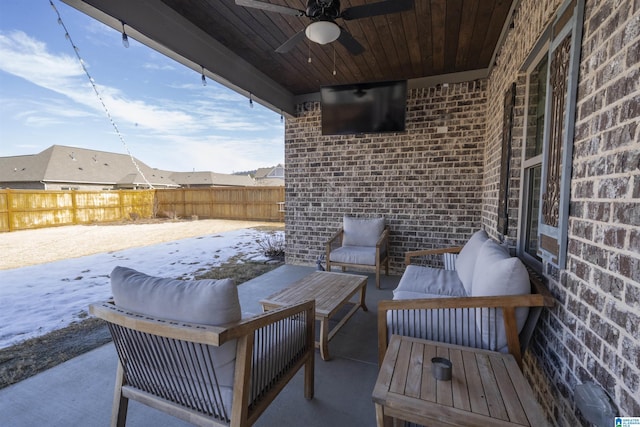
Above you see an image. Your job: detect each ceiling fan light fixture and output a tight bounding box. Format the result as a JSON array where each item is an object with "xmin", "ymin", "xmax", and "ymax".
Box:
[{"xmin": 305, "ymin": 21, "xmax": 340, "ymax": 45}]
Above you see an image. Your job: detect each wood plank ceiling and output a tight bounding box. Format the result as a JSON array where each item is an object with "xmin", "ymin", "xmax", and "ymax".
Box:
[{"xmin": 160, "ymin": 0, "xmax": 514, "ymax": 96}]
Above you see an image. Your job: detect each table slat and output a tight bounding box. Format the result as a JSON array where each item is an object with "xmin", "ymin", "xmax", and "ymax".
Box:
[
  {"xmin": 436, "ymin": 347, "xmax": 454, "ymax": 407},
  {"xmin": 490, "ymin": 354, "xmax": 530, "ymax": 425},
  {"xmin": 449, "ymin": 348, "xmax": 471, "ymax": 411},
  {"xmin": 405, "ymin": 341, "xmax": 424, "ymax": 398},
  {"xmin": 390, "ymin": 339, "xmax": 412, "ymax": 394},
  {"xmin": 476, "ymin": 353, "xmax": 509, "ymax": 421},
  {"xmin": 420, "ymin": 343, "xmax": 437, "ymax": 402},
  {"xmin": 462, "ymin": 350, "xmax": 490, "ymax": 416}
]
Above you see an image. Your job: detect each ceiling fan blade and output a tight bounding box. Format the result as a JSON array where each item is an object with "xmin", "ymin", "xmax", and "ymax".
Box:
[
  {"xmin": 337, "ymin": 28, "xmax": 364, "ymax": 55},
  {"xmin": 340, "ymin": 0, "xmax": 414, "ymax": 21},
  {"xmin": 275, "ymin": 29, "xmax": 306, "ymax": 53},
  {"xmin": 235, "ymin": 0, "xmax": 304, "ymax": 17}
]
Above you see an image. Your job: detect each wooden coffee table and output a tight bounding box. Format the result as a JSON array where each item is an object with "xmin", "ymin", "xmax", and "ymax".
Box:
[
  {"xmin": 260, "ymin": 271, "xmax": 368, "ymax": 361},
  {"xmin": 373, "ymin": 335, "xmax": 549, "ymax": 427}
]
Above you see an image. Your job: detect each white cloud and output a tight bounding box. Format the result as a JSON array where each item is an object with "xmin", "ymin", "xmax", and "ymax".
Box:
[
  {"xmin": 0, "ymin": 31, "xmax": 198, "ymax": 133},
  {"xmin": 0, "ymin": 29, "xmax": 284, "ymax": 173}
]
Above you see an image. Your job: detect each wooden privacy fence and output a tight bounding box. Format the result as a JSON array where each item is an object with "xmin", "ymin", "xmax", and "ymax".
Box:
[
  {"xmin": 0, "ymin": 187, "xmax": 284, "ymax": 232},
  {"xmin": 155, "ymin": 187, "xmax": 284, "ymax": 222},
  {"xmin": 0, "ymin": 189, "xmax": 155, "ymax": 232}
]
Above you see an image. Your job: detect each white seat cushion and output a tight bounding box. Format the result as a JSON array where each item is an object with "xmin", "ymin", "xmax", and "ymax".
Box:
[
  {"xmin": 329, "ymin": 245, "xmax": 377, "ymax": 265},
  {"xmin": 394, "ymin": 264, "xmax": 467, "ymax": 297},
  {"xmin": 454, "ymin": 229, "xmax": 489, "ymax": 295}
]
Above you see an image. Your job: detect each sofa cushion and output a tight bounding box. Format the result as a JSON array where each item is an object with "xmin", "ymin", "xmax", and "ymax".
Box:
[
  {"xmin": 394, "ymin": 265, "xmax": 467, "ymax": 297},
  {"xmin": 455, "ymin": 229, "xmax": 489, "ymax": 294},
  {"xmin": 329, "ymin": 245, "xmax": 377, "ymax": 265},
  {"xmin": 471, "ymin": 243, "xmax": 530, "ymax": 350},
  {"xmin": 110, "ymin": 266, "xmax": 240, "ymax": 408},
  {"xmin": 342, "ymin": 216, "xmax": 385, "ymax": 247}
]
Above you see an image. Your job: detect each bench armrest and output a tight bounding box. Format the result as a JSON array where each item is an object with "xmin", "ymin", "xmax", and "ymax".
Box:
[{"xmin": 405, "ymin": 245, "xmax": 463, "ymax": 266}]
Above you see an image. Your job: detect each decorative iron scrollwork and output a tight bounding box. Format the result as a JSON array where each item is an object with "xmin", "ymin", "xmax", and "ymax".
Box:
[{"xmin": 542, "ymin": 34, "xmax": 572, "ymax": 227}]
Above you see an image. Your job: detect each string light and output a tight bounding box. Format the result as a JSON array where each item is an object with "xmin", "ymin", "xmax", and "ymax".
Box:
[
  {"xmin": 121, "ymin": 21, "xmax": 129, "ymax": 48},
  {"xmin": 48, "ymin": 0, "xmax": 154, "ymax": 189},
  {"xmin": 201, "ymin": 66, "xmax": 207, "ymax": 86},
  {"xmin": 249, "ymin": 93, "xmax": 254, "ymax": 108},
  {"xmin": 280, "ymin": 111, "xmax": 284, "ymax": 123}
]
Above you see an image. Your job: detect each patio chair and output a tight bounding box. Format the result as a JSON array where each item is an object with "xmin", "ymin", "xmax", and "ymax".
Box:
[
  {"xmin": 325, "ymin": 216, "xmax": 390, "ymax": 288},
  {"xmin": 91, "ymin": 266, "xmax": 315, "ymax": 427}
]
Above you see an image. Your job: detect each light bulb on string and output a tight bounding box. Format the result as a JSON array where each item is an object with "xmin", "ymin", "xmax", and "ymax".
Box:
[
  {"xmin": 280, "ymin": 111, "xmax": 284, "ymax": 123},
  {"xmin": 121, "ymin": 21, "xmax": 129, "ymax": 48},
  {"xmin": 249, "ymin": 93, "xmax": 254, "ymax": 108},
  {"xmin": 332, "ymin": 46, "xmax": 337, "ymax": 76},
  {"xmin": 201, "ymin": 66, "xmax": 207, "ymax": 86}
]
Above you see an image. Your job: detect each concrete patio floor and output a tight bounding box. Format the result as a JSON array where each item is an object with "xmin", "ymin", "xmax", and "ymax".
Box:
[{"xmin": 0, "ymin": 265, "xmax": 400, "ymax": 427}]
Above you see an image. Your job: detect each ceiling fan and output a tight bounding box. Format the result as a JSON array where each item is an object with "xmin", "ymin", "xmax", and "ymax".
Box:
[{"xmin": 235, "ymin": 0, "xmax": 414, "ymax": 55}]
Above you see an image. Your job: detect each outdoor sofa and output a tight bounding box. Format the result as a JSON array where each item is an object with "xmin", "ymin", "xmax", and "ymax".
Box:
[{"xmin": 378, "ymin": 229, "xmax": 554, "ymax": 367}]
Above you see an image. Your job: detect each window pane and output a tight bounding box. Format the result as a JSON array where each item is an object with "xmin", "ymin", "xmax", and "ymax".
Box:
[
  {"xmin": 525, "ymin": 56, "xmax": 547, "ymax": 159},
  {"xmin": 525, "ymin": 165, "xmax": 542, "ymax": 260}
]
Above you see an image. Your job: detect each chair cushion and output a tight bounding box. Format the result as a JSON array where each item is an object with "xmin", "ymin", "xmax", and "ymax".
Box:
[
  {"xmin": 329, "ymin": 245, "xmax": 377, "ymax": 265},
  {"xmin": 111, "ymin": 266, "xmax": 241, "ymax": 325},
  {"xmin": 455, "ymin": 229, "xmax": 489, "ymax": 294},
  {"xmin": 394, "ymin": 265, "xmax": 467, "ymax": 297},
  {"xmin": 110, "ymin": 266, "xmax": 241, "ymax": 406},
  {"xmin": 342, "ymin": 216, "xmax": 385, "ymax": 247},
  {"xmin": 471, "ymin": 242, "xmax": 530, "ymax": 350}
]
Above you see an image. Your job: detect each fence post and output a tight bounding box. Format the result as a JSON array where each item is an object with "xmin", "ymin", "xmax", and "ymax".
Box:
[
  {"xmin": 7, "ymin": 189, "xmax": 14, "ymax": 232},
  {"xmin": 119, "ymin": 190, "xmax": 124, "ymax": 221},
  {"xmin": 71, "ymin": 190, "xmax": 78, "ymax": 225}
]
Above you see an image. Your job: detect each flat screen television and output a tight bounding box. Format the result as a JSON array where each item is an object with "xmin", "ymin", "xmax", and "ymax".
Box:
[{"xmin": 320, "ymin": 80, "xmax": 407, "ymax": 135}]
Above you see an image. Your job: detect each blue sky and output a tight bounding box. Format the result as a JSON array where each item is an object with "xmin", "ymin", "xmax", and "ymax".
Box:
[{"xmin": 0, "ymin": 1, "xmax": 284, "ymax": 174}]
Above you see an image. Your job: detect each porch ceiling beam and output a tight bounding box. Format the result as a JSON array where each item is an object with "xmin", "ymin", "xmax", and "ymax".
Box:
[{"xmin": 60, "ymin": 0, "xmax": 297, "ymax": 116}]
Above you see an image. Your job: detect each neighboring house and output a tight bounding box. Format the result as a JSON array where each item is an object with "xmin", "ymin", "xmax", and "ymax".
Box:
[
  {"xmin": 254, "ymin": 164, "xmax": 284, "ymax": 186},
  {"xmin": 170, "ymin": 171, "xmax": 255, "ymax": 187},
  {"xmin": 0, "ymin": 145, "xmax": 178, "ymax": 190},
  {"xmin": 0, "ymin": 145, "xmax": 263, "ymax": 189}
]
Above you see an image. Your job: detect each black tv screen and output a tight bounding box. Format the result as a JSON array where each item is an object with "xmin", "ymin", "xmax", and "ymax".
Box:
[{"xmin": 320, "ymin": 80, "xmax": 407, "ymax": 135}]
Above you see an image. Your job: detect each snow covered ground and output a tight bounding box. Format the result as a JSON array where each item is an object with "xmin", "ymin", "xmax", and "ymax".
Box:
[{"xmin": 0, "ymin": 227, "xmax": 282, "ymax": 349}]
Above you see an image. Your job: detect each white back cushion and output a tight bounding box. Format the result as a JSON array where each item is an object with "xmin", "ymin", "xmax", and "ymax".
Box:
[
  {"xmin": 342, "ymin": 216, "xmax": 385, "ymax": 247},
  {"xmin": 471, "ymin": 242, "xmax": 530, "ymax": 350},
  {"xmin": 111, "ymin": 266, "xmax": 241, "ymax": 325},
  {"xmin": 455, "ymin": 229, "xmax": 489, "ymax": 294}
]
